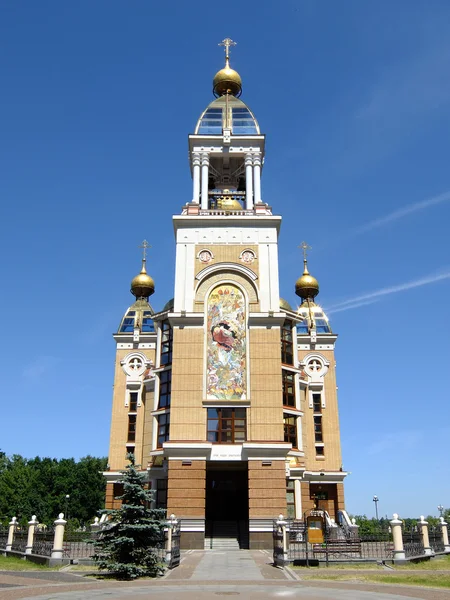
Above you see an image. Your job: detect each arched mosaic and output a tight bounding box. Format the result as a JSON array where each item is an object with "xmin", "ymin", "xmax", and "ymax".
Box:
[{"xmin": 206, "ymin": 284, "xmax": 247, "ymax": 400}]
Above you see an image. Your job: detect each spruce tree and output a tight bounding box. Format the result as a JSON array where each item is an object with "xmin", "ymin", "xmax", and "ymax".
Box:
[{"xmin": 93, "ymin": 454, "xmax": 166, "ymax": 579}]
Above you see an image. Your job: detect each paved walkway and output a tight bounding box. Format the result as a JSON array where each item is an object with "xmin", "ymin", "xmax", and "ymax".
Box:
[
  {"xmin": 189, "ymin": 549, "xmax": 264, "ymax": 580},
  {"xmin": 0, "ymin": 550, "xmax": 449, "ymax": 600}
]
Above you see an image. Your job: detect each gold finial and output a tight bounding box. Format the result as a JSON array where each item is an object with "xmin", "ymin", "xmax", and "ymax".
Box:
[
  {"xmin": 131, "ymin": 240, "xmax": 155, "ymax": 298},
  {"xmin": 219, "ymin": 37, "xmax": 237, "ymax": 64},
  {"xmin": 214, "ymin": 38, "xmax": 242, "ymax": 97},
  {"xmin": 295, "ymin": 241, "xmax": 319, "ymax": 300}
]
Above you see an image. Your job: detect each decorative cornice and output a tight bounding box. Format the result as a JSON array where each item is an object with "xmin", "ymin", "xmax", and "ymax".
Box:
[{"xmin": 196, "ymin": 262, "xmax": 258, "ymax": 283}]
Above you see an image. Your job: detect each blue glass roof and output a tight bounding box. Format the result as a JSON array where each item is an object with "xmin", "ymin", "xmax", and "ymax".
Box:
[
  {"xmin": 296, "ymin": 304, "xmax": 332, "ymax": 335},
  {"xmin": 195, "ymin": 96, "xmax": 260, "ymax": 135},
  {"xmin": 118, "ymin": 302, "xmax": 155, "ymax": 333}
]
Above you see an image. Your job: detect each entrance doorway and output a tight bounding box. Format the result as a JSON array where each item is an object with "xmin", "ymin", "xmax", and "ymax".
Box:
[{"xmin": 205, "ymin": 462, "xmax": 249, "ymax": 549}]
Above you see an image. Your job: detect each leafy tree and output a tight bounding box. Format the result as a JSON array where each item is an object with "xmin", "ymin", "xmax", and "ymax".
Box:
[
  {"xmin": 0, "ymin": 451, "xmax": 107, "ymax": 526},
  {"xmin": 93, "ymin": 454, "xmax": 166, "ymax": 579}
]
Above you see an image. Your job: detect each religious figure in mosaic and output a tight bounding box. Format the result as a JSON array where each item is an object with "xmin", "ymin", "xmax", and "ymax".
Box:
[{"xmin": 206, "ymin": 284, "xmax": 246, "ymax": 400}]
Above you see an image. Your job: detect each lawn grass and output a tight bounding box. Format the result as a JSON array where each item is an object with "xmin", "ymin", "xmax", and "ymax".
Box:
[
  {"xmin": 0, "ymin": 555, "xmax": 52, "ymax": 571},
  {"xmin": 299, "ymin": 572, "xmax": 450, "ymax": 589},
  {"xmin": 396, "ymin": 555, "xmax": 450, "ymax": 570},
  {"xmin": 293, "ymin": 554, "xmax": 450, "ymax": 571}
]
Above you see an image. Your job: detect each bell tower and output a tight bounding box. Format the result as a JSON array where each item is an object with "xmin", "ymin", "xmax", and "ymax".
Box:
[{"xmin": 165, "ymin": 39, "xmax": 290, "ymax": 548}]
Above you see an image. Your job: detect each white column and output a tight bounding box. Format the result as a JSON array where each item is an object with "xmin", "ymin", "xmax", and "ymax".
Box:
[
  {"xmin": 6, "ymin": 516, "xmax": 17, "ymax": 552},
  {"xmin": 253, "ymin": 155, "xmax": 262, "ymax": 204},
  {"xmin": 90, "ymin": 517, "xmax": 101, "ymax": 533},
  {"xmin": 294, "ymin": 480, "xmax": 302, "ymax": 519},
  {"xmin": 201, "ymin": 153, "xmax": 209, "ymax": 210},
  {"xmin": 245, "ymin": 153, "xmax": 253, "ymax": 210},
  {"xmin": 51, "ymin": 513, "xmax": 67, "ymax": 560},
  {"xmin": 192, "ymin": 152, "xmax": 201, "ymax": 203},
  {"xmin": 439, "ymin": 517, "xmax": 450, "ymax": 553},
  {"xmin": 25, "ymin": 515, "xmax": 38, "ymax": 555},
  {"xmin": 418, "ymin": 515, "xmax": 432, "ymax": 556},
  {"xmin": 390, "ymin": 513, "xmax": 406, "ymax": 563}
]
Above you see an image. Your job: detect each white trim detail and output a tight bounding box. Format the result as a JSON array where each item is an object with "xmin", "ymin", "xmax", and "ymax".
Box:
[{"xmin": 196, "ymin": 262, "xmax": 258, "ymax": 283}]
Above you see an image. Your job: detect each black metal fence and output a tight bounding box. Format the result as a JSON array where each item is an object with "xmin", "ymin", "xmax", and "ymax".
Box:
[
  {"xmin": 274, "ymin": 519, "xmax": 394, "ymax": 564},
  {"xmin": 64, "ymin": 530, "xmax": 97, "ymax": 559},
  {"xmin": 168, "ymin": 521, "xmax": 181, "ymax": 569},
  {"xmin": 429, "ymin": 527, "xmax": 445, "ymax": 554},
  {"xmin": 33, "ymin": 527, "xmax": 55, "ymax": 557},
  {"xmin": 403, "ymin": 527, "xmax": 424, "ymax": 558},
  {"xmin": 0, "ymin": 527, "xmax": 8, "ymax": 549},
  {"xmin": 11, "ymin": 528, "xmax": 27, "ymax": 553},
  {"xmin": 0, "ymin": 521, "xmax": 181, "ymax": 570}
]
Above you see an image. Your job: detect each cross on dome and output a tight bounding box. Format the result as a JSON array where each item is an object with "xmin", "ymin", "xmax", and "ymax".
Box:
[
  {"xmin": 219, "ymin": 37, "xmax": 237, "ymax": 60},
  {"xmin": 139, "ymin": 239, "xmax": 151, "ymax": 261},
  {"xmin": 299, "ymin": 241, "xmax": 312, "ymax": 262}
]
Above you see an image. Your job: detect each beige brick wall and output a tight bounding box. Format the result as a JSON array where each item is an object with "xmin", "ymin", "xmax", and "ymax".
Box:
[
  {"xmin": 248, "ymin": 461, "xmax": 286, "ymax": 518},
  {"xmin": 108, "ymin": 347, "xmax": 156, "ymax": 471},
  {"xmin": 170, "ymin": 328, "xmax": 205, "ymax": 441},
  {"xmin": 298, "ymin": 349, "xmax": 342, "ymax": 472},
  {"xmin": 167, "ymin": 460, "xmax": 206, "ymax": 517},
  {"xmin": 248, "ymin": 328, "xmax": 283, "ymax": 441}
]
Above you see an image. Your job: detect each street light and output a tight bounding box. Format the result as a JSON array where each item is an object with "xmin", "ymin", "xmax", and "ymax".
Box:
[
  {"xmin": 438, "ymin": 505, "xmax": 444, "ymax": 518},
  {"xmin": 373, "ymin": 495, "xmax": 379, "ymax": 521},
  {"xmin": 65, "ymin": 494, "xmax": 70, "ymax": 522}
]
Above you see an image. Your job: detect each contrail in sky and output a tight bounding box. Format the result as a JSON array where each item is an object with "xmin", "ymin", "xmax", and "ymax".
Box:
[
  {"xmin": 326, "ymin": 270, "xmax": 450, "ymax": 314},
  {"xmin": 354, "ymin": 190, "xmax": 450, "ymax": 235}
]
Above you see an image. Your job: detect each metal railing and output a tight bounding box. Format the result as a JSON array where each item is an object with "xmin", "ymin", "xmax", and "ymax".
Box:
[
  {"xmin": 32, "ymin": 528, "xmax": 55, "ymax": 557},
  {"xmin": 403, "ymin": 528, "xmax": 424, "ymax": 558},
  {"xmin": 429, "ymin": 527, "xmax": 445, "ymax": 554},
  {"xmin": 274, "ymin": 518, "xmax": 394, "ymax": 564}
]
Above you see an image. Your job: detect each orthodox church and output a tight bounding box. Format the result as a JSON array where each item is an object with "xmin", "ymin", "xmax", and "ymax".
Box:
[{"xmin": 105, "ymin": 40, "xmax": 347, "ymax": 549}]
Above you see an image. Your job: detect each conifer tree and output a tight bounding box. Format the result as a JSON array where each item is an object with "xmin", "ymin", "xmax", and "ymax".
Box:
[{"xmin": 93, "ymin": 454, "xmax": 166, "ymax": 579}]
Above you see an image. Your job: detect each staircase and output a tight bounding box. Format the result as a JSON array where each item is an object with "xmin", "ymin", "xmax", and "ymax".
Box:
[{"xmin": 204, "ymin": 520, "xmax": 248, "ymax": 550}]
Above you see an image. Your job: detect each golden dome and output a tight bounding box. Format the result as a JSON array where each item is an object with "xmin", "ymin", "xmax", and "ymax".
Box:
[
  {"xmin": 280, "ymin": 298, "xmax": 293, "ymax": 311},
  {"xmin": 295, "ymin": 261, "xmax": 319, "ymax": 300},
  {"xmin": 213, "ymin": 58, "xmax": 242, "ymax": 97},
  {"xmin": 131, "ymin": 260, "xmax": 155, "ymax": 298}
]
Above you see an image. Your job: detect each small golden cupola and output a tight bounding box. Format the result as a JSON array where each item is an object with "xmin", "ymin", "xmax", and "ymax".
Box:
[
  {"xmin": 295, "ymin": 242, "xmax": 319, "ymax": 301},
  {"xmin": 213, "ymin": 37, "xmax": 242, "ymax": 97},
  {"xmin": 130, "ymin": 240, "xmax": 155, "ymax": 299}
]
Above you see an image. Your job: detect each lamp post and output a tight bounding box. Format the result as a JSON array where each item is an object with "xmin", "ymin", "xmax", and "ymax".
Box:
[
  {"xmin": 65, "ymin": 494, "xmax": 70, "ymax": 522},
  {"xmin": 438, "ymin": 505, "xmax": 444, "ymax": 518},
  {"xmin": 373, "ymin": 495, "xmax": 379, "ymax": 521}
]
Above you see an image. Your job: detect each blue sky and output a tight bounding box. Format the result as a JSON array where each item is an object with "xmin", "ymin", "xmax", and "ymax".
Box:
[{"xmin": 1, "ymin": 0, "xmax": 449, "ymax": 520}]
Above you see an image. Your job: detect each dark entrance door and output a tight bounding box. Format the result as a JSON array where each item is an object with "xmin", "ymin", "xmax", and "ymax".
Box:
[
  {"xmin": 205, "ymin": 462, "xmax": 249, "ymax": 548},
  {"xmin": 206, "ymin": 462, "xmax": 248, "ymax": 520}
]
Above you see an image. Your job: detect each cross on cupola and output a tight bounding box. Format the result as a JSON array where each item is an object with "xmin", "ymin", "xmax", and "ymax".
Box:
[
  {"xmin": 139, "ymin": 240, "xmax": 151, "ymax": 262},
  {"xmin": 299, "ymin": 241, "xmax": 311, "ymax": 263},
  {"xmin": 219, "ymin": 37, "xmax": 237, "ymax": 61}
]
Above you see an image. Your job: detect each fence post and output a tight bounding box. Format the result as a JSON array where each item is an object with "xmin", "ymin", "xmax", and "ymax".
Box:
[
  {"xmin": 349, "ymin": 517, "xmax": 359, "ymax": 538},
  {"xmin": 51, "ymin": 513, "xmax": 67, "ymax": 561},
  {"xmin": 439, "ymin": 517, "xmax": 450, "ymax": 553},
  {"xmin": 418, "ymin": 516, "xmax": 432, "ymax": 556},
  {"xmin": 276, "ymin": 514, "xmax": 289, "ymax": 567},
  {"xmin": 90, "ymin": 517, "xmax": 101, "ymax": 533},
  {"xmin": 165, "ymin": 513, "xmax": 177, "ymax": 566},
  {"xmin": 25, "ymin": 516, "xmax": 39, "ymax": 555},
  {"xmin": 390, "ymin": 513, "xmax": 406, "ymax": 563},
  {"xmin": 6, "ymin": 517, "xmax": 17, "ymax": 552}
]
